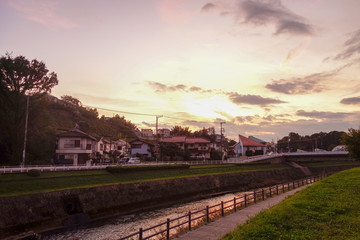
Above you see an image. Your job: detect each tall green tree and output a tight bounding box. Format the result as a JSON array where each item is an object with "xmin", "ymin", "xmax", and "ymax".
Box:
[
  {"xmin": 0, "ymin": 53, "xmax": 58, "ymax": 164},
  {"xmin": 342, "ymin": 128, "xmax": 360, "ymax": 160}
]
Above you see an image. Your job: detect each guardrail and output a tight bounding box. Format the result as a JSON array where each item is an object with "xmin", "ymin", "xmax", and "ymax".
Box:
[{"xmin": 119, "ymin": 175, "xmax": 324, "ymax": 240}]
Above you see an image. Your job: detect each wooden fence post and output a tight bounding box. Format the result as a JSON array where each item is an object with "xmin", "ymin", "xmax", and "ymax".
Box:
[
  {"xmin": 166, "ymin": 218, "xmax": 170, "ymax": 240},
  {"xmin": 206, "ymin": 206, "xmax": 209, "ymax": 223},
  {"xmin": 276, "ymin": 185, "xmax": 279, "ymax": 195},
  {"xmin": 262, "ymin": 188, "xmax": 265, "ymax": 200},
  {"xmin": 282, "ymin": 183, "xmax": 285, "ymax": 193},
  {"xmin": 221, "ymin": 201, "xmax": 224, "ymax": 216},
  {"xmin": 253, "ymin": 191, "xmax": 256, "ymax": 204},
  {"xmin": 234, "ymin": 197, "xmax": 237, "ymax": 212},
  {"xmin": 188, "ymin": 211, "xmax": 191, "ymax": 230},
  {"xmin": 244, "ymin": 194, "xmax": 247, "ymax": 207},
  {"xmin": 139, "ymin": 228, "xmax": 143, "ymax": 240}
]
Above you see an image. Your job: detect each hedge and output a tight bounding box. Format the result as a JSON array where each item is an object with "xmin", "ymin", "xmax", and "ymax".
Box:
[
  {"xmin": 27, "ymin": 169, "xmax": 41, "ymax": 177},
  {"xmin": 106, "ymin": 164, "xmax": 190, "ymax": 173}
]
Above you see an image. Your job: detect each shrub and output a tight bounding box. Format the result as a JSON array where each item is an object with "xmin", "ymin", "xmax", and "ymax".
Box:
[
  {"xmin": 254, "ymin": 150, "xmax": 264, "ymax": 156},
  {"xmin": 106, "ymin": 164, "xmax": 190, "ymax": 173},
  {"xmin": 27, "ymin": 169, "xmax": 41, "ymax": 177}
]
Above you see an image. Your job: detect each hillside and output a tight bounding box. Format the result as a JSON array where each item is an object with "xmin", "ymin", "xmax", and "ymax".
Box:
[{"xmin": 0, "ymin": 95, "xmax": 138, "ymax": 165}]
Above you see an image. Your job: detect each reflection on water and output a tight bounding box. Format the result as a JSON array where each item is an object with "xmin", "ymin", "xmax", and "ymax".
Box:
[{"xmin": 43, "ymin": 191, "xmax": 249, "ymax": 240}]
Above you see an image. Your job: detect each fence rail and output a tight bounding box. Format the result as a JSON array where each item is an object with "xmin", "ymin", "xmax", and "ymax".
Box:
[{"xmin": 119, "ymin": 175, "xmax": 325, "ymax": 240}]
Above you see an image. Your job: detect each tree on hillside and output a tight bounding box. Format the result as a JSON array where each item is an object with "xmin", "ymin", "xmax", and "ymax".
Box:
[
  {"xmin": 0, "ymin": 53, "xmax": 58, "ymax": 164},
  {"xmin": 61, "ymin": 95, "xmax": 82, "ymax": 107},
  {"xmin": 342, "ymin": 128, "xmax": 360, "ymax": 160},
  {"xmin": 170, "ymin": 126, "xmax": 192, "ymax": 137}
]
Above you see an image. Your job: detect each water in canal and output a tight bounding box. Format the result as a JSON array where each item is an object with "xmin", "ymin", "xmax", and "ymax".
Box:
[{"xmin": 43, "ymin": 190, "xmax": 249, "ymax": 240}]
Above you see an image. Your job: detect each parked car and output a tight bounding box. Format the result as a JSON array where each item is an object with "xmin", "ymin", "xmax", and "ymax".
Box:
[
  {"xmin": 103, "ymin": 158, "xmax": 111, "ymax": 164},
  {"xmin": 128, "ymin": 157, "xmax": 140, "ymax": 164},
  {"xmin": 119, "ymin": 157, "xmax": 129, "ymax": 163}
]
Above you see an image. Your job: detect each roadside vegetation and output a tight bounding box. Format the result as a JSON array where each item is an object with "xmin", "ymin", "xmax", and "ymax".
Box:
[
  {"xmin": 0, "ymin": 163, "xmax": 288, "ymax": 197},
  {"xmin": 221, "ymin": 167, "xmax": 360, "ymax": 240}
]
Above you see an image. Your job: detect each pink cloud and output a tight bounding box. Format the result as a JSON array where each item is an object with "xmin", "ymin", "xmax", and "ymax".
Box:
[
  {"xmin": 157, "ymin": 0, "xmax": 194, "ymax": 25},
  {"xmin": 8, "ymin": 0, "xmax": 78, "ymax": 29}
]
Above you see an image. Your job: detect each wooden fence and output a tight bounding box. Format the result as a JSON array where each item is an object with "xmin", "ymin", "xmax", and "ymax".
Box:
[{"xmin": 119, "ymin": 175, "xmax": 324, "ymax": 240}]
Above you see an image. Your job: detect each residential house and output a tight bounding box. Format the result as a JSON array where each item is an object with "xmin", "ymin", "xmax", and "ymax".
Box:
[
  {"xmin": 130, "ymin": 138, "xmax": 155, "ymax": 157},
  {"xmin": 141, "ymin": 129, "xmax": 154, "ymax": 138},
  {"xmin": 55, "ymin": 127, "xmax": 97, "ymax": 165},
  {"xmin": 233, "ymin": 134, "xmax": 266, "ymax": 157},
  {"xmin": 157, "ymin": 128, "xmax": 171, "ymax": 137},
  {"xmin": 114, "ymin": 139, "xmax": 130, "ymax": 156},
  {"xmin": 160, "ymin": 136, "xmax": 211, "ymax": 159}
]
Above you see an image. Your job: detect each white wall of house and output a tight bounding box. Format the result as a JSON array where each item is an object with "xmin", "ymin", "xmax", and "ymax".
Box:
[
  {"xmin": 131, "ymin": 141, "xmax": 152, "ymax": 157},
  {"xmin": 234, "ymin": 143, "xmax": 266, "ymax": 157}
]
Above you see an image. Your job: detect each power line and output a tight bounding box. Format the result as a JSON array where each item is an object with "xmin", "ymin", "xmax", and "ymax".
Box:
[{"xmin": 84, "ymin": 104, "xmax": 223, "ymax": 125}]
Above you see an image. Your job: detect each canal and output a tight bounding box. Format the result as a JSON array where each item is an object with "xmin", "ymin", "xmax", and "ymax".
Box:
[{"xmin": 43, "ymin": 190, "xmax": 249, "ymax": 240}]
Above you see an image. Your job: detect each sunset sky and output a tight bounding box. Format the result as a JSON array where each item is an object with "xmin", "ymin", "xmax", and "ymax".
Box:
[{"xmin": 1, "ymin": 0, "xmax": 360, "ymax": 141}]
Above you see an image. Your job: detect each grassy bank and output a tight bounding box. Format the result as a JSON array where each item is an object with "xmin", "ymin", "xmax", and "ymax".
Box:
[
  {"xmin": 0, "ymin": 163, "xmax": 287, "ymax": 197},
  {"xmin": 221, "ymin": 167, "xmax": 360, "ymax": 240}
]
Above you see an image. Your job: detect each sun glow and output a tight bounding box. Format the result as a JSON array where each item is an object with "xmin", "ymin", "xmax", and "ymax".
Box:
[{"xmin": 183, "ymin": 94, "xmax": 253, "ymax": 120}]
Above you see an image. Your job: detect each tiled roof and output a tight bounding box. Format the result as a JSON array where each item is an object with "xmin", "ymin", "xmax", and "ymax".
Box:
[
  {"xmin": 239, "ymin": 134, "xmax": 265, "ymax": 147},
  {"xmin": 248, "ymin": 136, "xmax": 267, "ymax": 144},
  {"xmin": 57, "ymin": 128, "xmax": 97, "ymax": 141},
  {"xmin": 160, "ymin": 136, "xmax": 210, "ymax": 144},
  {"xmin": 160, "ymin": 136, "xmax": 187, "ymax": 143},
  {"xmin": 185, "ymin": 137, "xmax": 210, "ymax": 144}
]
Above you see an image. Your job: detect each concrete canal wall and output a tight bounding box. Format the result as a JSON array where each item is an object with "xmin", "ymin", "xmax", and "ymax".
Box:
[{"xmin": 0, "ymin": 165, "xmax": 358, "ymax": 237}]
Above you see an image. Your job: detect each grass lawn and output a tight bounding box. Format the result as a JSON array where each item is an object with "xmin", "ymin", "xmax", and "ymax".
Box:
[
  {"xmin": 221, "ymin": 167, "xmax": 360, "ymax": 240},
  {"xmin": 0, "ymin": 163, "xmax": 288, "ymax": 197}
]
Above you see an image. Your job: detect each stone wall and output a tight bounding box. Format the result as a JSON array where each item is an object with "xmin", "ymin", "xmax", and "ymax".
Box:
[{"xmin": 0, "ymin": 165, "xmax": 358, "ymax": 237}]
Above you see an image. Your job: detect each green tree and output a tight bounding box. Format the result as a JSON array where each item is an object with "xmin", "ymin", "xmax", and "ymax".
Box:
[
  {"xmin": 160, "ymin": 142, "xmax": 184, "ymax": 161},
  {"xmin": 342, "ymin": 128, "xmax": 360, "ymax": 160},
  {"xmin": 0, "ymin": 53, "xmax": 58, "ymax": 164},
  {"xmin": 170, "ymin": 125, "xmax": 192, "ymax": 137}
]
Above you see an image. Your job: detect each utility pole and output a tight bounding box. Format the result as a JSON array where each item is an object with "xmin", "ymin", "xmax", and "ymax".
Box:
[
  {"xmin": 21, "ymin": 95, "xmax": 29, "ymax": 167},
  {"xmin": 220, "ymin": 122, "xmax": 226, "ymax": 154},
  {"xmin": 156, "ymin": 115, "xmax": 163, "ymax": 136}
]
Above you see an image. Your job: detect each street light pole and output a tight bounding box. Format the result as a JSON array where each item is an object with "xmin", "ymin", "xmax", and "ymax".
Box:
[
  {"xmin": 220, "ymin": 122, "xmax": 226, "ymax": 155},
  {"xmin": 21, "ymin": 95, "xmax": 29, "ymax": 167},
  {"xmin": 156, "ymin": 115, "xmax": 163, "ymax": 136}
]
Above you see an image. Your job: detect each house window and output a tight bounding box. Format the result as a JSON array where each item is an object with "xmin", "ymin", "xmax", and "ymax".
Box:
[
  {"xmin": 86, "ymin": 144, "xmax": 92, "ymax": 150},
  {"xmin": 131, "ymin": 144, "xmax": 142, "ymax": 149},
  {"xmin": 117, "ymin": 146, "xmax": 122, "ymax": 150},
  {"xmin": 64, "ymin": 139, "xmax": 81, "ymax": 148},
  {"xmin": 100, "ymin": 144, "xmax": 103, "ymax": 150}
]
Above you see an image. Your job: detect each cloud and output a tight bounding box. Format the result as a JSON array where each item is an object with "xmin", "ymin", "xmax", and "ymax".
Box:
[
  {"xmin": 334, "ymin": 29, "xmax": 360, "ymax": 61},
  {"xmin": 148, "ymin": 81, "xmax": 215, "ymax": 94},
  {"xmin": 227, "ymin": 92, "xmax": 286, "ymax": 106},
  {"xmin": 8, "ymin": 0, "xmax": 78, "ymax": 29},
  {"xmin": 148, "ymin": 81, "xmax": 188, "ymax": 93},
  {"xmin": 201, "ymin": 3, "xmax": 216, "ymax": 12},
  {"xmin": 296, "ymin": 110, "xmax": 352, "ymax": 120},
  {"xmin": 141, "ymin": 121, "xmax": 155, "ymax": 128},
  {"xmin": 340, "ymin": 97, "xmax": 360, "ymax": 105},
  {"xmin": 265, "ymin": 70, "xmax": 339, "ymax": 94},
  {"xmin": 202, "ymin": 0, "xmax": 314, "ymax": 36}
]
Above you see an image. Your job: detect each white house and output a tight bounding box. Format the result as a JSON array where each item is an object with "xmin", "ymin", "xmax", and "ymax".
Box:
[
  {"xmin": 130, "ymin": 139, "xmax": 155, "ymax": 157},
  {"xmin": 56, "ymin": 127, "xmax": 97, "ymax": 165},
  {"xmin": 234, "ymin": 134, "xmax": 266, "ymax": 157}
]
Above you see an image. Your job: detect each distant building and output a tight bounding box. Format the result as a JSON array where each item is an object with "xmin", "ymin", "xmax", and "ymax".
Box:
[
  {"xmin": 160, "ymin": 136, "xmax": 211, "ymax": 159},
  {"xmin": 233, "ymin": 134, "xmax": 266, "ymax": 157},
  {"xmin": 130, "ymin": 138, "xmax": 155, "ymax": 157},
  {"xmin": 157, "ymin": 128, "xmax": 171, "ymax": 137},
  {"xmin": 141, "ymin": 129, "xmax": 154, "ymax": 137}
]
